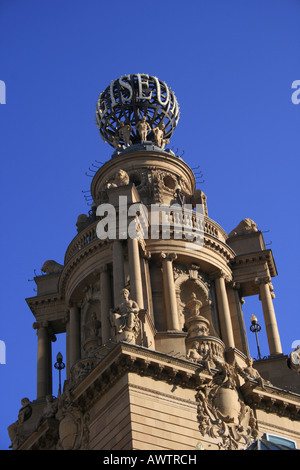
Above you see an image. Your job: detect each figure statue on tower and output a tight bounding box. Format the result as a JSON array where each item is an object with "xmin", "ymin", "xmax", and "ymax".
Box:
[{"xmin": 135, "ymin": 116, "xmax": 151, "ymax": 141}]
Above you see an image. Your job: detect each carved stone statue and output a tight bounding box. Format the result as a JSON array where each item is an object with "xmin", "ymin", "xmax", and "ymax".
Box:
[
  {"xmin": 36, "ymin": 395, "xmax": 58, "ymax": 429},
  {"xmin": 110, "ymin": 289, "xmax": 140, "ymax": 343},
  {"xmin": 8, "ymin": 398, "xmax": 33, "ymax": 449},
  {"xmin": 86, "ymin": 312, "xmax": 101, "ymax": 338},
  {"xmin": 105, "ymin": 169, "xmax": 130, "ymax": 189},
  {"xmin": 228, "ymin": 218, "xmax": 258, "ymax": 237},
  {"xmin": 153, "ymin": 122, "xmax": 165, "ymax": 147},
  {"xmin": 237, "ymin": 356, "xmax": 270, "ymax": 389},
  {"xmin": 83, "ymin": 312, "xmax": 102, "ymax": 355},
  {"xmin": 118, "ymin": 121, "xmax": 132, "ymax": 146},
  {"xmin": 288, "ymin": 346, "xmax": 300, "ymax": 374},
  {"xmin": 135, "ymin": 116, "xmax": 151, "ymax": 141},
  {"xmin": 17, "ymin": 398, "xmax": 32, "ymax": 424},
  {"xmin": 41, "ymin": 260, "xmax": 64, "ymax": 275},
  {"xmin": 76, "ymin": 214, "xmax": 90, "ymax": 233},
  {"xmin": 113, "ymin": 135, "xmax": 120, "ymax": 149}
]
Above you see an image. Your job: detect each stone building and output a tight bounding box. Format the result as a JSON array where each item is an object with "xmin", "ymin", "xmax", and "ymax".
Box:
[{"xmin": 8, "ymin": 75, "xmax": 300, "ymax": 451}]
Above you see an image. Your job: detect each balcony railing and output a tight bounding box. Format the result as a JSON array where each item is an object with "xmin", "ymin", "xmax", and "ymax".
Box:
[{"xmin": 64, "ymin": 212, "xmax": 228, "ymax": 265}]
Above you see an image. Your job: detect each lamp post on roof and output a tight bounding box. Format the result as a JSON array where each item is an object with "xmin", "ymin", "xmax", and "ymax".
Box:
[
  {"xmin": 54, "ymin": 352, "xmax": 65, "ymax": 395},
  {"xmin": 250, "ymin": 314, "xmax": 262, "ymax": 360}
]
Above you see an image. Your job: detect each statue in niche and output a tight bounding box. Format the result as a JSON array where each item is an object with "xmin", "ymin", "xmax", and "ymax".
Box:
[
  {"xmin": 105, "ymin": 169, "xmax": 130, "ymax": 189},
  {"xmin": 110, "ymin": 289, "xmax": 140, "ymax": 338},
  {"xmin": 135, "ymin": 116, "xmax": 151, "ymax": 141},
  {"xmin": 118, "ymin": 121, "xmax": 132, "ymax": 146},
  {"xmin": 86, "ymin": 312, "xmax": 101, "ymax": 339}
]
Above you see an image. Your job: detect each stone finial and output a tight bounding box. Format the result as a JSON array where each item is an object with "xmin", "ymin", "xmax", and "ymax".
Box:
[{"xmin": 186, "ymin": 292, "xmax": 203, "ymax": 317}]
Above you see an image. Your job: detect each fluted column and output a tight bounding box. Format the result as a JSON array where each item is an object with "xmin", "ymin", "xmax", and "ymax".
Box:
[
  {"xmin": 160, "ymin": 252, "xmax": 180, "ymax": 331},
  {"xmin": 33, "ymin": 321, "xmax": 50, "ymax": 401},
  {"xmin": 128, "ymin": 237, "xmax": 144, "ymax": 309},
  {"xmin": 112, "ymin": 240, "xmax": 125, "ymax": 307},
  {"xmin": 100, "ymin": 265, "xmax": 112, "ymax": 343},
  {"xmin": 69, "ymin": 305, "xmax": 81, "ymax": 367},
  {"xmin": 256, "ymin": 277, "xmax": 282, "ymax": 356},
  {"xmin": 214, "ymin": 272, "xmax": 235, "ymax": 349}
]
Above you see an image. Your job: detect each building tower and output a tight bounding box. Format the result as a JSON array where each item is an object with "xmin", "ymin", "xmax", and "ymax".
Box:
[{"xmin": 8, "ymin": 74, "xmax": 300, "ymax": 451}]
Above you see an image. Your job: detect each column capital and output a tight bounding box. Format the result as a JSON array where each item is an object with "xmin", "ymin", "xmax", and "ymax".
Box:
[
  {"xmin": 210, "ymin": 269, "xmax": 231, "ymax": 283},
  {"xmin": 255, "ymin": 275, "xmax": 271, "ymax": 285},
  {"xmin": 32, "ymin": 320, "xmax": 49, "ymax": 330},
  {"xmin": 160, "ymin": 252, "xmax": 177, "ymax": 262}
]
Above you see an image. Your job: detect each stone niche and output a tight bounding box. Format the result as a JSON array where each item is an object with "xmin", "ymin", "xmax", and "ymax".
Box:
[{"xmin": 81, "ymin": 284, "xmax": 102, "ymax": 356}]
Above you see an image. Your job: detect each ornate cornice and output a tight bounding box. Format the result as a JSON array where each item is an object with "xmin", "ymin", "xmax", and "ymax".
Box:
[
  {"xmin": 230, "ymin": 249, "xmax": 278, "ymax": 278},
  {"xmin": 68, "ymin": 342, "xmax": 210, "ymax": 410},
  {"xmin": 18, "ymin": 418, "xmax": 59, "ymax": 450},
  {"xmin": 241, "ymin": 381, "xmax": 300, "ymax": 420}
]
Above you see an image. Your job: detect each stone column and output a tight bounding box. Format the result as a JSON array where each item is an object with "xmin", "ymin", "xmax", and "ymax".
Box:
[
  {"xmin": 112, "ymin": 240, "xmax": 125, "ymax": 307},
  {"xmin": 160, "ymin": 252, "xmax": 180, "ymax": 331},
  {"xmin": 256, "ymin": 277, "xmax": 282, "ymax": 356},
  {"xmin": 64, "ymin": 312, "xmax": 70, "ymax": 379},
  {"xmin": 69, "ymin": 305, "xmax": 81, "ymax": 367},
  {"xmin": 214, "ymin": 272, "xmax": 235, "ymax": 349},
  {"xmin": 128, "ymin": 237, "xmax": 144, "ymax": 309},
  {"xmin": 33, "ymin": 321, "xmax": 50, "ymax": 401},
  {"xmin": 47, "ymin": 328, "xmax": 56, "ymax": 397},
  {"xmin": 100, "ymin": 265, "xmax": 112, "ymax": 343}
]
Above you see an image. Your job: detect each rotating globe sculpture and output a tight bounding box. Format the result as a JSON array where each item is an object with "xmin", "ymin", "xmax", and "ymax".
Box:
[{"xmin": 95, "ymin": 74, "xmax": 180, "ymax": 150}]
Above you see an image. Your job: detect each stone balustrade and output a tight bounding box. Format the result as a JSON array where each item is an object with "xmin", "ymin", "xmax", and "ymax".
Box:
[{"xmin": 64, "ymin": 214, "xmax": 228, "ymax": 265}]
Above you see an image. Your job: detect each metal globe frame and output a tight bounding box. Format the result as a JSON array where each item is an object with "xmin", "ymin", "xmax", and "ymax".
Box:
[{"xmin": 95, "ymin": 74, "xmax": 180, "ymax": 148}]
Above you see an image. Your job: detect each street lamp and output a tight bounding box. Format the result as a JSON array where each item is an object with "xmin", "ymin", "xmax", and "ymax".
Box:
[
  {"xmin": 54, "ymin": 352, "xmax": 65, "ymax": 395},
  {"xmin": 250, "ymin": 314, "xmax": 262, "ymax": 360}
]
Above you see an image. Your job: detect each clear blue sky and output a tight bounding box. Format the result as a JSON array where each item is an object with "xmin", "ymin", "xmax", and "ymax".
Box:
[{"xmin": 0, "ymin": 0, "xmax": 299, "ymax": 450}]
